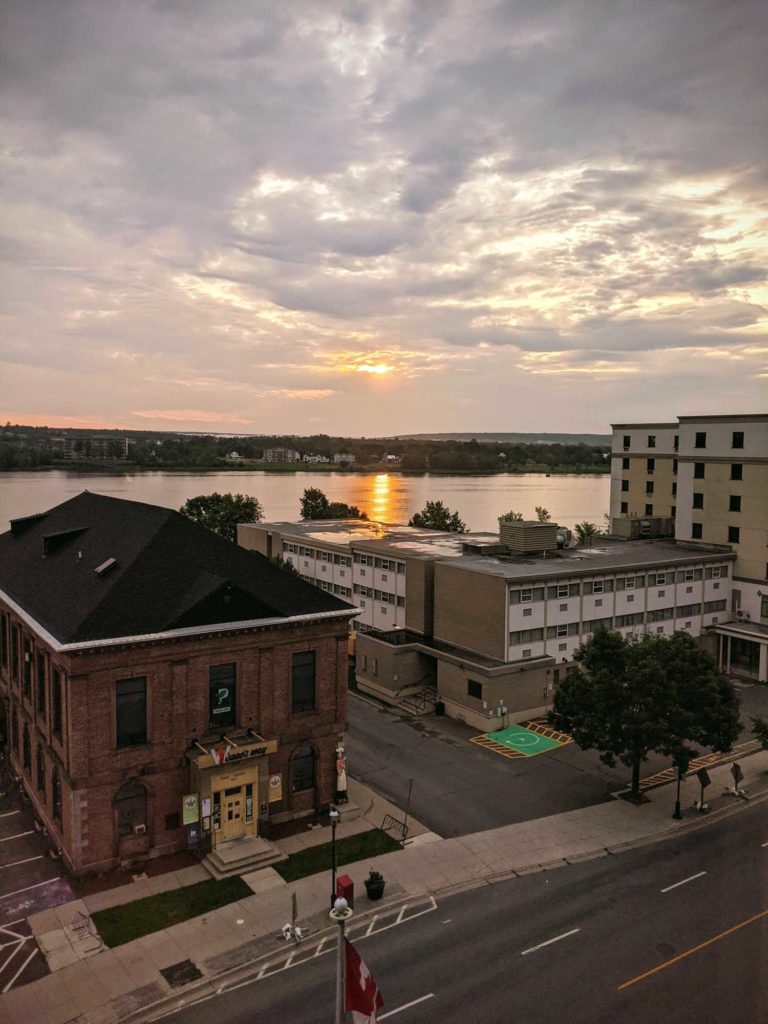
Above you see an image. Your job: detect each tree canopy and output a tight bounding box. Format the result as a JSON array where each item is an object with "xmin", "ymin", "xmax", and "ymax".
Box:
[
  {"xmin": 299, "ymin": 487, "xmax": 367, "ymax": 521},
  {"xmin": 498, "ymin": 510, "xmax": 523, "ymax": 522},
  {"xmin": 179, "ymin": 492, "xmax": 264, "ymax": 542},
  {"xmin": 549, "ymin": 629, "xmax": 740, "ymax": 801},
  {"xmin": 409, "ymin": 500, "xmax": 467, "ymax": 533},
  {"xmin": 534, "ymin": 506, "xmax": 551, "ymax": 522},
  {"xmin": 574, "ymin": 521, "xmax": 600, "ymax": 544}
]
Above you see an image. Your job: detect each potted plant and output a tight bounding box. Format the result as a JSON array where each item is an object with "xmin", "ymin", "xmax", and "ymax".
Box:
[{"xmin": 364, "ymin": 869, "xmax": 385, "ymax": 901}]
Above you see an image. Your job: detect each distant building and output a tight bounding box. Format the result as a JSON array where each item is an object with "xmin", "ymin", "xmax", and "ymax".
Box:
[
  {"xmin": 333, "ymin": 452, "xmax": 356, "ymax": 465},
  {"xmin": 0, "ymin": 493, "xmax": 355, "ymax": 876},
  {"xmin": 303, "ymin": 454, "xmax": 330, "ymax": 464},
  {"xmin": 50, "ymin": 435, "xmax": 133, "ymax": 460},
  {"xmin": 383, "ymin": 454, "xmax": 401, "ymax": 463},
  {"xmin": 264, "ymin": 446, "xmax": 301, "ymax": 463}
]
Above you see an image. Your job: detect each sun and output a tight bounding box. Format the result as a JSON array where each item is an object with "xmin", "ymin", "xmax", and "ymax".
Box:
[{"xmin": 357, "ymin": 363, "xmax": 394, "ymax": 375}]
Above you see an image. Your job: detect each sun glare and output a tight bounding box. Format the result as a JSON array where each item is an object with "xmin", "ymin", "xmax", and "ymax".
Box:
[{"xmin": 357, "ymin": 363, "xmax": 393, "ymax": 375}]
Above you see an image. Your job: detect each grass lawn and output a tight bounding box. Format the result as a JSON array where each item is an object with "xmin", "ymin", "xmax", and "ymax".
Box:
[
  {"xmin": 92, "ymin": 876, "xmax": 252, "ymax": 948},
  {"xmin": 274, "ymin": 829, "xmax": 401, "ymax": 883}
]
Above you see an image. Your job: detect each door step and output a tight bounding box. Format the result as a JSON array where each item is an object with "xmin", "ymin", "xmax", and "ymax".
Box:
[{"xmin": 203, "ymin": 835, "xmax": 287, "ymax": 880}]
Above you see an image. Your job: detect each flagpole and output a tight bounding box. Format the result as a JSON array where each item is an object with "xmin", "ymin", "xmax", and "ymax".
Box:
[{"xmin": 329, "ymin": 897, "xmax": 353, "ymax": 1024}]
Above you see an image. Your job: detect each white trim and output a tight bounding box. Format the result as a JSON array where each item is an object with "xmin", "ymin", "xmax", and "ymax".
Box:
[{"xmin": 0, "ymin": 587, "xmax": 359, "ymax": 654}]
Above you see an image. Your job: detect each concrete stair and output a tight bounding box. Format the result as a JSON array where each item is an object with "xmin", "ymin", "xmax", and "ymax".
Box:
[{"xmin": 202, "ymin": 835, "xmax": 287, "ymax": 880}]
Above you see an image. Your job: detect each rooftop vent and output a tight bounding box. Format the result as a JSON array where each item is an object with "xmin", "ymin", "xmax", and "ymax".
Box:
[
  {"xmin": 10, "ymin": 513, "xmax": 48, "ymax": 537},
  {"xmin": 498, "ymin": 520, "xmax": 558, "ymax": 555},
  {"xmin": 42, "ymin": 527, "xmax": 89, "ymax": 557},
  {"xmin": 94, "ymin": 557, "xmax": 117, "ymax": 576}
]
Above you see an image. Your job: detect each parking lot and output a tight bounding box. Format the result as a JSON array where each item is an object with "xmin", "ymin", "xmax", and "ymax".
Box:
[
  {"xmin": 0, "ymin": 774, "xmax": 73, "ymax": 992},
  {"xmin": 346, "ymin": 680, "xmax": 768, "ymax": 839}
]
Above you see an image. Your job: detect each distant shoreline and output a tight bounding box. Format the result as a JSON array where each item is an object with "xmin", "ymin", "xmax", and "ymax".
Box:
[{"xmin": 0, "ymin": 462, "xmax": 609, "ymax": 477}]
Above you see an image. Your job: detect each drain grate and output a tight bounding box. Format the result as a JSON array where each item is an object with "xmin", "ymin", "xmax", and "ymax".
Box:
[{"xmin": 160, "ymin": 959, "xmax": 203, "ymax": 989}]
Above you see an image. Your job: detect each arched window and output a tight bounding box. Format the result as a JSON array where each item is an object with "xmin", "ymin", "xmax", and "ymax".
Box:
[
  {"xmin": 290, "ymin": 743, "xmax": 316, "ymax": 793},
  {"xmin": 22, "ymin": 724, "xmax": 31, "ymax": 773},
  {"xmin": 51, "ymin": 769, "xmax": 62, "ymax": 825},
  {"xmin": 114, "ymin": 780, "xmax": 147, "ymax": 836},
  {"xmin": 36, "ymin": 744, "xmax": 46, "ymax": 795}
]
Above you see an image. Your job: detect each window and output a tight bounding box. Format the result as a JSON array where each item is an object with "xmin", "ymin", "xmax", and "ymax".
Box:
[
  {"xmin": 620, "ymin": 502, "xmax": 628, "ymax": 514},
  {"xmin": 761, "ymin": 597, "xmax": 768, "ymax": 619},
  {"xmin": 114, "ymin": 780, "xmax": 147, "ymax": 836},
  {"xmin": 646, "ymin": 458, "xmax": 655, "ymax": 473},
  {"xmin": 625, "ymin": 577, "xmax": 636, "ymax": 589},
  {"xmin": 468, "ymin": 680, "xmax": 483, "ymax": 700},
  {"xmin": 592, "ymin": 581, "xmax": 604, "ymax": 594},
  {"xmin": 36, "ymin": 652, "xmax": 46, "ymax": 717},
  {"xmin": 558, "ymin": 643, "xmax": 568, "ymax": 651},
  {"xmin": 622, "ymin": 457, "xmax": 630, "ymax": 470},
  {"xmin": 693, "ymin": 492, "xmax": 704, "ymax": 509},
  {"xmin": 51, "ymin": 770, "xmax": 62, "ymax": 825},
  {"xmin": 0, "ymin": 611, "xmax": 7, "ymax": 670},
  {"xmin": 520, "ymin": 589, "xmax": 533, "ymax": 603},
  {"xmin": 729, "ymin": 495, "xmax": 741, "ymax": 512},
  {"xmin": 23, "ymin": 639, "xmax": 33, "ymax": 700},
  {"xmin": 672, "ymin": 483, "xmax": 677, "ymax": 496},
  {"xmin": 732, "ymin": 431, "xmax": 744, "ymax": 449},
  {"xmin": 674, "ymin": 435, "xmax": 679, "ymax": 451},
  {"xmin": 728, "ymin": 526, "xmax": 740, "ymax": 544},
  {"xmin": 52, "ymin": 668, "xmax": 62, "ymax": 740},
  {"xmin": 371, "ymin": 658, "xmax": 378, "ymax": 676},
  {"xmin": 645, "ymin": 505, "xmax": 653, "ymax": 516},
  {"xmin": 556, "ymin": 624, "xmax": 568, "ymax": 638},
  {"xmin": 523, "ymin": 607, "xmax": 532, "ymax": 617},
  {"xmin": 711, "ymin": 567, "xmax": 722, "ymax": 579},
  {"xmin": 647, "ymin": 435, "xmax": 656, "ymax": 448},
  {"xmin": 621, "ymin": 480, "xmax": 629, "ymax": 492},
  {"xmin": 694, "ymin": 463, "xmax": 705, "ymax": 479},
  {"xmin": 692, "ymin": 523, "xmax": 703, "ymax": 539},
  {"xmin": 209, "ymin": 664, "xmax": 236, "ymax": 729},
  {"xmin": 695, "ymin": 432, "xmax": 706, "ymax": 449},
  {"xmin": 671, "ymin": 507, "xmax": 676, "ymax": 518},
  {"xmin": 626, "ymin": 594, "xmax": 635, "ymax": 603},
  {"xmin": 646, "ymin": 481, "xmax": 654, "ymax": 494},
  {"xmin": 522, "ymin": 649, "xmax": 532, "ymax": 658},
  {"xmin": 684, "ymin": 569, "xmax": 694, "ymax": 582},
  {"xmin": 290, "ymin": 744, "xmax": 315, "ymax": 792},
  {"xmin": 623, "ymin": 435, "xmax": 630, "ymax": 449},
  {"xmin": 36, "ymin": 744, "xmax": 45, "ymax": 795},
  {"xmin": 560, "ymin": 603, "xmax": 568, "ymax": 612},
  {"xmin": 22, "ymin": 724, "xmax": 31, "ymax": 772},
  {"xmin": 731, "ymin": 464, "xmax": 743, "ymax": 481},
  {"xmin": 673, "ymin": 459, "xmax": 678, "ymax": 475},
  {"xmin": 10, "ymin": 626, "xmax": 19, "ymax": 682},
  {"xmin": 291, "ymin": 651, "xmax": 316, "ymax": 713},
  {"xmin": 557, "ymin": 585, "xmax": 569, "ymax": 598},
  {"xmin": 116, "ymin": 677, "xmax": 147, "ymax": 747}
]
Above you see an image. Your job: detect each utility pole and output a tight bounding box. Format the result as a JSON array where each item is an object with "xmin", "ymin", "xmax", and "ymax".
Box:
[{"xmin": 330, "ymin": 897, "xmax": 353, "ymax": 1024}]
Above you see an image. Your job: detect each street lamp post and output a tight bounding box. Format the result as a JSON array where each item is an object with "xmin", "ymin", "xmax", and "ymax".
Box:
[
  {"xmin": 330, "ymin": 896, "xmax": 353, "ymax": 1024},
  {"xmin": 329, "ymin": 805, "xmax": 340, "ymax": 908},
  {"xmin": 673, "ymin": 763, "xmax": 684, "ymax": 820}
]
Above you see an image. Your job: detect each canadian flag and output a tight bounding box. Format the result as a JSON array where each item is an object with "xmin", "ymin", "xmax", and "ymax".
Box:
[{"xmin": 345, "ymin": 938, "xmax": 384, "ymax": 1023}]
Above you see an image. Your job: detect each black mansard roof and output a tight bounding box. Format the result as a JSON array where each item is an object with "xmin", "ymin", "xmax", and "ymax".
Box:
[{"xmin": 0, "ymin": 492, "xmax": 351, "ymax": 644}]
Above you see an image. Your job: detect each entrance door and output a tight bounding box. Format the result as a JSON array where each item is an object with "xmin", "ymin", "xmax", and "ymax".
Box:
[{"xmin": 221, "ymin": 785, "xmax": 245, "ymax": 842}]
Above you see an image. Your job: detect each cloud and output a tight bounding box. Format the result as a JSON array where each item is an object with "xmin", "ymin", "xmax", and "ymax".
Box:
[{"xmin": 0, "ymin": 0, "xmax": 766, "ymax": 432}]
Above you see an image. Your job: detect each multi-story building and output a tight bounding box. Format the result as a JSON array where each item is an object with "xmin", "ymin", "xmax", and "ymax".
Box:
[
  {"xmin": 239, "ymin": 519, "xmax": 736, "ymax": 729},
  {"xmin": 0, "ymin": 493, "xmax": 354, "ymax": 876},
  {"xmin": 610, "ymin": 413, "xmax": 768, "ymax": 682},
  {"xmin": 263, "ymin": 446, "xmax": 301, "ymax": 463}
]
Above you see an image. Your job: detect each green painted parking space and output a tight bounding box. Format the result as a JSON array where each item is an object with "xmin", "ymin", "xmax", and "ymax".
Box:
[{"xmin": 484, "ymin": 725, "xmax": 564, "ymax": 756}]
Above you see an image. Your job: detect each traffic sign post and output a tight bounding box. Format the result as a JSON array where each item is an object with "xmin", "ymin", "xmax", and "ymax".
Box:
[{"xmin": 695, "ymin": 768, "xmax": 711, "ymax": 812}]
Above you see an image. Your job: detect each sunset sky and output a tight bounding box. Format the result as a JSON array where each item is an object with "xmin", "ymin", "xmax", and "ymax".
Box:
[{"xmin": 1, "ymin": 1, "xmax": 766, "ymax": 435}]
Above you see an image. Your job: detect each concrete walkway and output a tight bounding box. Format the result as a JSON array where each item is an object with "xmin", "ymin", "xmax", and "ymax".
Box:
[{"xmin": 2, "ymin": 753, "xmax": 767, "ymax": 1024}]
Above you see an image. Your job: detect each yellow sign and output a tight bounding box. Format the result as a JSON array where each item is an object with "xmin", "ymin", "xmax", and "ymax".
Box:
[
  {"xmin": 268, "ymin": 773, "xmax": 283, "ymax": 803},
  {"xmin": 197, "ymin": 738, "xmax": 277, "ymax": 770}
]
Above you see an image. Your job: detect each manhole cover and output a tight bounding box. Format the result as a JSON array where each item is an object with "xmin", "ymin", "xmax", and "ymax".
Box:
[{"xmin": 160, "ymin": 959, "xmax": 203, "ymax": 989}]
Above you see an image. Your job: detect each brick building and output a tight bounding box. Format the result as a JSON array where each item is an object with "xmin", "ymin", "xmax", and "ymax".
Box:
[{"xmin": 0, "ymin": 493, "xmax": 355, "ymax": 876}]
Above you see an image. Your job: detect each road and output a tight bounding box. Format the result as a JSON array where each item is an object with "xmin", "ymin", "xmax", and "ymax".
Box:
[
  {"xmin": 162, "ymin": 799, "xmax": 768, "ymax": 1024},
  {"xmin": 344, "ymin": 683, "xmax": 768, "ymax": 837}
]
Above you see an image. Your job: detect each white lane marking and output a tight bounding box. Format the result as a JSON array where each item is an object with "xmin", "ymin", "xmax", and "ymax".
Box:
[
  {"xmin": 661, "ymin": 871, "xmax": 707, "ymax": 893},
  {"xmin": 443, "ymin": 919, "xmax": 452, "ymax": 924},
  {"xmin": 761, "ymin": 841, "xmax": 768, "ymax": 848},
  {"xmin": 2, "ymin": 947, "xmax": 39, "ymax": 993},
  {"xmin": 0, "ymin": 811, "xmax": 21, "ymax": 819},
  {"xmin": 379, "ymin": 994, "xmax": 435, "ymax": 1020},
  {"xmin": 0, "ymin": 876, "xmax": 63, "ymax": 900},
  {"xmin": 0, "ymin": 855, "xmax": 44, "ymax": 871},
  {"xmin": 365, "ymin": 916, "xmax": 378, "ymax": 936},
  {"xmin": 521, "ymin": 928, "xmax": 580, "ymax": 956},
  {"xmin": 0, "ymin": 831, "xmax": 34, "ymax": 844}
]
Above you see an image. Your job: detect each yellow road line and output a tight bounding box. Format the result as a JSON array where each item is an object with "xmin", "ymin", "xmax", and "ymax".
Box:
[{"xmin": 618, "ymin": 907, "xmax": 768, "ymax": 991}]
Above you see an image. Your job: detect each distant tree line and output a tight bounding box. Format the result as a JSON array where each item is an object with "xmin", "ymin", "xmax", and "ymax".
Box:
[{"xmin": 0, "ymin": 425, "xmax": 609, "ymax": 473}]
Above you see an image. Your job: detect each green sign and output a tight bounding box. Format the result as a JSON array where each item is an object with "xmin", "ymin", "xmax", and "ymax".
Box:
[{"xmin": 182, "ymin": 793, "xmax": 199, "ymax": 825}]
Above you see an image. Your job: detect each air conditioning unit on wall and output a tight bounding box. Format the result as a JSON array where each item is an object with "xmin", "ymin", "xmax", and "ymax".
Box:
[{"xmin": 735, "ymin": 610, "xmax": 751, "ymax": 621}]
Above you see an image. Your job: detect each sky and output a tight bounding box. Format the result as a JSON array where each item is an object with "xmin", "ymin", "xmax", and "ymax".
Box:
[{"xmin": 1, "ymin": 0, "xmax": 766, "ymax": 436}]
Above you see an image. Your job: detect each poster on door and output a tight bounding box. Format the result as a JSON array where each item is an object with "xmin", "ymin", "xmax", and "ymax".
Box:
[{"xmin": 182, "ymin": 793, "xmax": 199, "ymax": 825}]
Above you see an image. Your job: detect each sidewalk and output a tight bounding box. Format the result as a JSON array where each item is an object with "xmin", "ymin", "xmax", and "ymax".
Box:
[{"xmin": 3, "ymin": 753, "xmax": 767, "ymax": 1024}]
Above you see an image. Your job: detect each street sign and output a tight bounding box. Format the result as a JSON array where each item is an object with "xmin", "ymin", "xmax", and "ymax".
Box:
[{"xmin": 696, "ymin": 768, "xmax": 711, "ymax": 789}]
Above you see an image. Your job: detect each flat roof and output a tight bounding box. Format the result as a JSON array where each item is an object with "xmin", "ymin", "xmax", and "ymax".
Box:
[
  {"xmin": 246, "ymin": 520, "xmax": 501, "ymax": 560},
  {"xmin": 437, "ymin": 538, "xmax": 735, "ymax": 582}
]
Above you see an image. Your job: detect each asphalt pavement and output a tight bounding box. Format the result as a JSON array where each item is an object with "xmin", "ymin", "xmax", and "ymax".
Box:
[
  {"xmin": 163, "ymin": 798, "xmax": 768, "ymax": 1024},
  {"xmin": 345, "ymin": 682, "xmax": 768, "ymax": 837}
]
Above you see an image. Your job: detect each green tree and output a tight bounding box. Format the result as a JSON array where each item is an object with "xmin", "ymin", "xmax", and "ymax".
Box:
[
  {"xmin": 574, "ymin": 521, "xmax": 600, "ymax": 545},
  {"xmin": 409, "ymin": 500, "xmax": 467, "ymax": 533},
  {"xmin": 535, "ymin": 506, "xmax": 551, "ymax": 522},
  {"xmin": 752, "ymin": 717, "xmax": 768, "ymax": 749},
  {"xmin": 549, "ymin": 629, "xmax": 740, "ymax": 802},
  {"xmin": 299, "ymin": 488, "xmax": 366, "ymax": 520},
  {"xmin": 179, "ymin": 492, "xmax": 264, "ymax": 542},
  {"xmin": 498, "ymin": 510, "xmax": 524, "ymax": 522}
]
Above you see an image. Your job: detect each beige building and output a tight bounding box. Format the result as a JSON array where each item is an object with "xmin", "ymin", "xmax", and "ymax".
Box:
[
  {"xmin": 610, "ymin": 413, "xmax": 768, "ymax": 682},
  {"xmin": 240, "ymin": 519, "xmax": 736, "ymax": 730}
]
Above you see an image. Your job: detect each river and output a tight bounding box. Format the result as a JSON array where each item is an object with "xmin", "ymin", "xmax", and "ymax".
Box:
[{"xmin": 0, "ymin": 470, "xmax": 610, "ymax": 534}]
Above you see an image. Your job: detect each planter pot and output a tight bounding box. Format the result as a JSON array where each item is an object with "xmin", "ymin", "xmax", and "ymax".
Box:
[{"xmin": 365, "ymin": 881, "xmax": 385, "ymax": 901}]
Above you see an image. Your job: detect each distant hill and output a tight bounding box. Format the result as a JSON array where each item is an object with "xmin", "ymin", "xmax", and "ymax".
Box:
[{"xmin": 384, "ymin": 431, "xmax": 611, "ymax": 446}]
